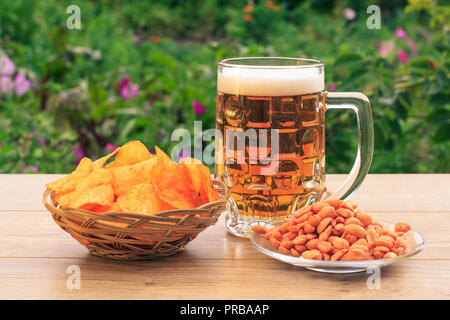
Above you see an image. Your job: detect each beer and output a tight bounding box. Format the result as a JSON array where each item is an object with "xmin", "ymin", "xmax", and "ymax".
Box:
[{"xmin": 215, "ymin": 59, "xmax": 327, "ymax": 237}]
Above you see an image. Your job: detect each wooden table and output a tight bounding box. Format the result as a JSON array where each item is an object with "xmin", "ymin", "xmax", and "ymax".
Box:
[{"xmin": 0, "ymin": 174, "xmax": 449, "ymax": 299}]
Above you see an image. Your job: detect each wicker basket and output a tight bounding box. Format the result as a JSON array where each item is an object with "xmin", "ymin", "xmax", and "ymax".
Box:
[{"xmin": 43, "ymin": 180, "xmax": 228, "ymax": 260}]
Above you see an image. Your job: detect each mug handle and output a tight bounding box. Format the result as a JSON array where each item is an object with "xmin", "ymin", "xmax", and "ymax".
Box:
[{"xmin": 323, "ymin": 92, "xmax": 374, "ymax": 200}]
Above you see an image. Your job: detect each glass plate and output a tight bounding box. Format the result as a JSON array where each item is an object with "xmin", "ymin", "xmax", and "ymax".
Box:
[{"xmin": 251, "ymin": 222, "xmax": 425, "ymax": 273}]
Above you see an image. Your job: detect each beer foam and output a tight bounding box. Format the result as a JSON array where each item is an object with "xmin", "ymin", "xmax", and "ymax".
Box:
[{"xmin": 218, "ymin": 67, "xmax": 324, "ymax": 96}]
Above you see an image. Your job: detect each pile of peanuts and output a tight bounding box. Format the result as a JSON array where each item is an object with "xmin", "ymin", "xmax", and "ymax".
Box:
[{"xmin": 252, "ymin": 199, "xmax": 411, "ymax": 261}]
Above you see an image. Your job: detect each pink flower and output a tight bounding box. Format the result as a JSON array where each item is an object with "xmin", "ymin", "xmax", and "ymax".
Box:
[
  {"xmin": 13, "ymin": 73, "xmax": 31, "ymax": 96},
  {"xmin": 0, "ymin": 75, "xmax": 13, "ymax": 94},
  {"xmin": 378, "ymin": 44, "xmax": 388, "ymax": 57},
  {"xmin": 178, "ymin": 149, "xmax": 191, "ymax": 160},
  {"xmin": 406, "ymin": 38, "xmax": 418, "ymax": 57},
  {"xmin": 397, "ymin": 50, "xmax": 409, "ymax": 63},
  {"xmin": 120, "ymin": 84, "xmax": 138, "ymax": 99},
  {"xmin": 0, "ymin": 54, "xmax": 15, "ymax": 75},
  {"xmin": 23, "ymin": 164, "xmax": 38, "ymax": 172},
  {"xmin": 192, "ymin": 100, "xmax": 206, "ymax": 116},
  {"xmin": 118, "ymin": 77, "xmax": 138, "ymax": 100},
  {"xmin": 118, "ymin": 77, "xmax": 130, "ymax": 89},
  {"xmin": 328, "ymin": 83, "xmax": 337, "ymax": 91},
  {"xmin": 72, "ymin": 146, "xmax": 85, "ymax": 163},
  {"xmin": 343, "ymin": 7, "xmax": 356, "ymax": 21},
  {"xmin": 395, "ymin": 28, "xmax": 407, "ymax": 39},
  {"xmin": 129, "ymin": 85, "xmax": 138, "ymax": 98},
  {"xmin": 375, "ymin": 40, "xmax": 395, "ymax": 58},
  {"xmin": 106, "ymin": 142, "xmax": 118, "ymax": 152}
]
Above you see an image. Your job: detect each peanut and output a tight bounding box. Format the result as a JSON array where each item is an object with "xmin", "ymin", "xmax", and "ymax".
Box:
[
  {"xmin": 280, "ymin": 240, "xmax": 294, "ymax": 250},
  {"xmin": 287, "ymin": 225, "xmax": 301, "ymax": 234},
  {"xmin": 333, "ymin": 223, "xmax": 345, "ymax": 235},
  {"xmin": 395, "ymin": 237, "xmax": 407, "ymax": 249},
  {"xmin": 324, "ymin": 199, "xmax": 342, "ymax": 209},
  {"xmin": 392, "ymin": 247, "xmax": 405, "ymax": 256},
  {"xmin": 308, "ymin": 215, "xmax": 321, "ymax": 227},
  {"xmin": 306, "ymin": 233, "xmax": 318, "ymax": 240},
  {"xmin": 317, "ymin": 240, "xmax": 333, "ymax": 253},
  {"xmin": 294, "ymin": 205, "xmax": 312, "ymax": 218},
  {"xmin": 395, "ymin": 222, "xmax": 411, "ymax": 233},
  {"xmin": 302, "ymin": 249, "xmax": 323, "ymax": 260},
  {"xmin": 383, "ymin": 252, "xmax": 398, "ymax": 259},
  {"xmin": 344, "ymin": 234, "xmax": 358, "ymax": 244},
  {"xmin": 294, "ymin": 244, "xmax": 306, "ymax": 253},
  {"xmin": 279, "ymin": 224, "xmax": 289, "ymax": 234},
  {"xmin": 317, "ymin": 217, "xmax": 333, "ymax": 234},
  {"xmin": 290, "ymin": 248, "xmax": 300, "ymax": 257},
  {"xmin": 341, "ymin": 201, "xmax": 354, "ymax": 210},
  {"xmin": 311, "ymin": 202, "xmax": 329, "ymax": 213},
  {"xmin": 366, "ymin": 228, "xmax": 378, "ymax": 244},
  {"xmin": 271, "ymin": 230, "xmax": 282, "ymax": 241},
  {"xmin": 306, "ymin": 238, "xmax": 319, "ymax": 250},
  {"xmin": 304, "ymin": 222, "xmax": 315, "ymax": 234},
  {"xmin": 278, "ymin": 245, "xmax": 290, "ymax": 255},
  {"xmin": 318, "ymin": 225, "xmax": 332, "ymax": 241},
  {"xmin": 285, "ymin": 232, "xmax": 297, "ymax": 241},
  {"xmin": 331, "ymin": 249, "xmax": 348, "ymax": 261},
  {"xmin": 293, "ymin": 234, "xmax": 307, "ymax": 245},
  {"xmin": 336, "ymin": 208, "xmax": 353, "ymax": 219},
  {"xmin": 264, "ymin": 199, "xmax": 412, "ymax": 261},
  {"xmin": 295, "ymin": 211, "xmax": 313, "ymax": 224},
  {"xmin": 332, "ymin": 237, "xmax": 350, "ymax": 250},
  {"xmin": 318, "ymin": 206, "xmax": 336, "ymax": 219},
  {"xmin": 341, "ymin": 248, "xmax": 368, "ymax": 261},
  {"xmin": 344, "ymin": 224, "xmax": 366, "ymax": 238},
  {"xmin": 374, "ymin": 235, "xmax": 395, "ymax": 249},
  {"xmin": 355, "ymin": 211, "xmax": 373, "ymax": 226},
  {"xmin": 270, "ymin": 237, "xmax": 281, "ymax": 249},
  {"xmin": 349, "ymin": 244, "xmax": 368, "ymax": 252},
  {"xmin": 345, "ymin": 217, "xmax": 363, "ymax": 226},
  {"xmin": 252, "ymin": 225, "xmax": 268, "ymax": 234},
  {"xmin": 353, "ymin": 238, "xmax": 368, "ymax": 247}
]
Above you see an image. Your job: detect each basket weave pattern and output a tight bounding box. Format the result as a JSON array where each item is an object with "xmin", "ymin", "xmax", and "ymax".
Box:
[{"xmin": 43, "ymin": 180, "xmax": 228, "ymax": 260}]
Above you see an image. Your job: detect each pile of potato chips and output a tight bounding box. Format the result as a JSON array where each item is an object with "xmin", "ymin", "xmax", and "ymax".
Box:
[{"xmin": 46, "ymin": 141, "xmax": 220, "ymax": 215}]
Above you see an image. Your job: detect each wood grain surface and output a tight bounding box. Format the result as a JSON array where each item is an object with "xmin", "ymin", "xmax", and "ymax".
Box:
[{"xmin": 0, "ymin": 174, "xmax": 449, "ymax": 299}]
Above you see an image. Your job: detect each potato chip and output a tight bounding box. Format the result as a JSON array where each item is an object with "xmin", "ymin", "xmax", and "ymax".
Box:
[
  {"xmin": 117, "ymin": 183, "xmax": 173, "ymax": 215},
  {"xmin": 45, "ymin": 141, "xmax": 220, "ymax": 215},
  {"xmin": 52, "ymin": 191, "xmax": 73, "ymax": 208},
  {"xmin": 150, "ymin": 147, "xmax": 195, "ymax": 209},
  {"xmin": 180, "ymin": 157, "xmax": 219, "ymax": 205},
  {"xmin": 92, "ymin": 148, "xmax": 121, "ymax": 171},
  {"xmin": 103, "ymin": 201, "xmax": 122, "ymax": 213},
  {"xmin": 46, "ymin": 157, "xmax": 93, "ymax": 193},
  {"xmin": 74, "ymin": 168, "xmax": 113, "ymax": 194},
  {"xmin": 72, "ymin": 184, "xmax": 114, "ymax": 209},
  {"xmin": 180, "ymin": 157, "xmax": 208, "ymax": 206},
  {"xmin": 110, "ymin": 157, "xmax": 157, "ymax": 196},
  {"xmin": 206, "ymin": 184, "xmax": 220, "ymax": 202},
  {"xmin": 106, "ymin": 140, "xmax": 152, "ymax": 168}
]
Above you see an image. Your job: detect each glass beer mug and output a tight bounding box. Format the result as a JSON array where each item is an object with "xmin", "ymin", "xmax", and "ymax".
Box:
[{"xmin": 214, "ymin": 57, "xmax": 374, "ymax": 238}]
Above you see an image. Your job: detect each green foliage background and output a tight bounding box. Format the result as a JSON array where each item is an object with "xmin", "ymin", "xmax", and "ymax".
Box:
[{"xmin": 0, "ymin": 0, "xmax": 448, "ymax": 173}]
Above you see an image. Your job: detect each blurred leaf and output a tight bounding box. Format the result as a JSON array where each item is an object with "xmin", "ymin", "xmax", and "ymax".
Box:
[
  {"xmin": 427, "ymin": 109, "xmax": 450, "ymax": 124},
  {"xmin": 334, "ymin": 52, "xmax": 363, "ymax": 66},
  {"xmin": 433, "ymin": 123, "xmax": 450, "ymax": 143},
  {"xmin": 119, "ymin": 119, "xmax": 137, "ymax": 141}
]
